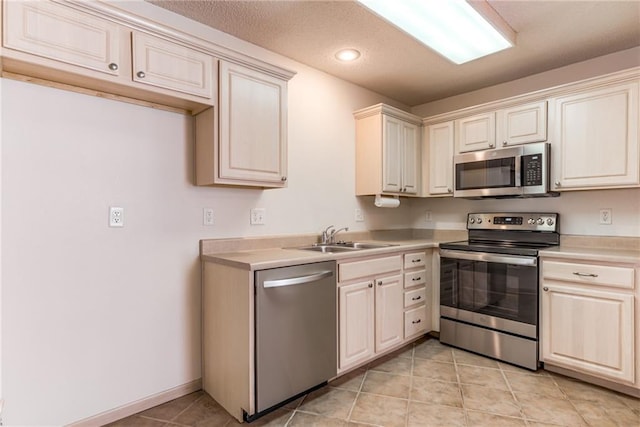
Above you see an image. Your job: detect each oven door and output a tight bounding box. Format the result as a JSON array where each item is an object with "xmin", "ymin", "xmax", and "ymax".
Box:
[
  {"xmin": 453, "ymin": 147, "xmax": 522, "ymax": 198},
  {"xmin": 440, "ymin": 249, "xmax": 538, "ymax": 338}
]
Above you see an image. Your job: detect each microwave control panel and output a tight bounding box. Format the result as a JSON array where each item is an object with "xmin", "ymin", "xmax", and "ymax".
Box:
[{"xmin": 522, "ymin": 154, "xmax": 543, "ymax": 186}]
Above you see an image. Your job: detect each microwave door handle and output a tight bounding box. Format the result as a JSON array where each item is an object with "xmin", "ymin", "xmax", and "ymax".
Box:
[{"xmin": 515, "ymin": 154, "xmax": 522, "ymax": 188}]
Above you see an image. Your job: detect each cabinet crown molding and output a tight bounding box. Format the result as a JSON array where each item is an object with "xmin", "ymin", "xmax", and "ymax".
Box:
[{"xmin": 354, "ymin": 103, "xmax": 422, "ymax": 125}]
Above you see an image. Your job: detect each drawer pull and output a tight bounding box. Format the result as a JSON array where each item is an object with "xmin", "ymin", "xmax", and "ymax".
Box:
[
  {"xmin": 411, "ymin": 295, "xmax": 422, "ymax": 301},
  {"xmin": 543, "ymin": 287, "xmax": 549, "ymax": 292},
  {"xmin": 368, "ymin": 283, "xmax": 373, "ymax": 288},
  {"xmin": 412, "ymin": 259, "xmax": 422, "ymax": 263},
  {"xmin": 412, "ymin": 319, "xmax": 422, "ymax": 324},
  {"xmin": 108, "ymin": 62, "xmax": 118, "ymax": 71},
  {"xmin": 412, "ymin": 277, "xmax": 422, "ymax": 281},
  {"xmin": 573, "ymin": 272, "xmax": 598, "ymax": 278}
]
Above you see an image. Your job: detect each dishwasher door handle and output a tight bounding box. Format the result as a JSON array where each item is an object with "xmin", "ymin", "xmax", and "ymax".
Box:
[{"xmin": 263, "ymin": 270, "xmax": 334, "ymax": 288}]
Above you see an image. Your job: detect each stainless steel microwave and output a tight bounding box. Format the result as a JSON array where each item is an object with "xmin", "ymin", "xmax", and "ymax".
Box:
[{"xmin": 453, "ymin": 142, "xmax": 557, "ymax": 198}]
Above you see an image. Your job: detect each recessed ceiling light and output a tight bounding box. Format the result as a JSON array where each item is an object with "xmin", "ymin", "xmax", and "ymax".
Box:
[
  {"xmin": 357, "ymin": 0, "xmax": 515, "ymax": 64},
  {"xmin": 335, "ymin": 49, "xmax": 361, "ymax": 62}
]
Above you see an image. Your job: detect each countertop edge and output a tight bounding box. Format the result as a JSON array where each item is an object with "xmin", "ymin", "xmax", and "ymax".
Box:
[{"xmin": 539, "ymin": 247, "xmax": 640, "ymax": 264}]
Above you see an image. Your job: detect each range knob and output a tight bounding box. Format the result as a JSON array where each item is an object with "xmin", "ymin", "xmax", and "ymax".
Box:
[
  {"xmin": 547, "ymin": 218, "xmax": 555, "ymax": 226},
  {"xmin": 477, "ymin": 218, "xmax": 483, "ymax": 224},
  {"xmin": 469, "ymin": 218, "xmax": 475, "ymax": 224},
  {"xmin": 528, "ymin": 218, "xmax": 536, "ymax": 225},
  {"xmin": 537, "ymin": 218, "xmax": 544, "ymax": 225}
]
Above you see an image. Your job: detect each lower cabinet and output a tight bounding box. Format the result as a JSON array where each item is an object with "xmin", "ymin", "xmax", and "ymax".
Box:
[
  {"xmin": 338, "ymin": 251, "xmax": 432, "ymax": 372},
  {"xmin": 541, "ymin": 257, "xmax": 638, "ymax": 389}
]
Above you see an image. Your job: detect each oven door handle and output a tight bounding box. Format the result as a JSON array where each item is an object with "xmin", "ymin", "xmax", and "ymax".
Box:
[{"xmin": 439, "ymin": 249, "xmax": 537, "ymax": 266}]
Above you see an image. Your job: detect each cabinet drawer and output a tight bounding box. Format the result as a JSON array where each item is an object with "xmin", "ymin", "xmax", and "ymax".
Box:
[
  {"xmin": 543, "ymin": 260, "xmax": 635, "ymax": 290},
  {"xmin": 404, "ymin": 305, "xmax": 427, "ymax": 338},
  {"xmin": 339, "ymin": 255, "xmax": 402, "ymax": 282},
  {"xmin": 404, "ymin": 288, "xmax": 426, "ymax": 308},
  {"xmin": 404, "ymin": 252, "xmax": 426, "ymax": 269},
  {"xmin": 404, "ymin": 270, "xmax": 426, "ymax": 289}
]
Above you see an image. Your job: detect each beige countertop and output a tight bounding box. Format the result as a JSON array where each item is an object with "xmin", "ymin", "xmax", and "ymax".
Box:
[
  {"xmin": 540, "ymin": 246, "xmax": 640, "ymax": 264},
  {"xmin": 201, "ymin": 239, "xmax": 442, "ymax": 270}
]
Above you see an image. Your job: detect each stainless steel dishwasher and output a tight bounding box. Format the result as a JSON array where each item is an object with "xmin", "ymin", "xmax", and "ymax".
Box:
[{"xmin": 252, "ymin": 261, "xmax": 337, "ymax": 420}]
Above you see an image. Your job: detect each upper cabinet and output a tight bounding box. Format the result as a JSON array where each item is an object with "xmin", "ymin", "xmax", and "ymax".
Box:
[
  {"xmin": 2, "ymin": 0, "xmax": 296, "ymax": 189},
  {"xmin": 456, "ymin": 101, "xmax": 547, "ymax": 153},
  {"xmin": 455, "ymin": 112, "xmax": 496, "ymax": 153},
  {"xmin": 496, "ymin": 101, "xmax": 547, "ymax": 147},
  {"xmin": 1, "ymin": 0, "xmax": 216, "ymax": 112},
  {"xmin": 424, "ymin": 121, "xmax": 454, "ymax": 196},
  {"xmin": 131, "ymin": 32, "xmax": 214, "ymax": 99},
  {"xmin": 195, "ymin": 61, "xmax": 289, "ymax": 188},
  {"xmin": 550, "ymin": 81, "xmax": 639, "ymax": 191},
  {"xmin": 354, "ymin": 104, "xmax": 422, "ymax": 196}
]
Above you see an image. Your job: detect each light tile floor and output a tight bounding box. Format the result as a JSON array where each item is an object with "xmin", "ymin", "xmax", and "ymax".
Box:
[{"xmin": 107, "ymin": 337, "xmax": 639, "ymax": 426}]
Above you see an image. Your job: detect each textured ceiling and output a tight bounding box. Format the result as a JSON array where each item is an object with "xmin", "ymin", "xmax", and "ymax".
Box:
[{"xmin": 148, "ymin": 0, "xmax": 640, "ymax": 106}]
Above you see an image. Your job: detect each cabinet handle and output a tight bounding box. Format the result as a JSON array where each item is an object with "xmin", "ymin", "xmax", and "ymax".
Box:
[
  {"xmin": 412, "ymin": 259, "xmax": 422, "ymax": 263},
  {"xmin": 377, "ymin": 280, "xmax": 382, "ymax": 286},
  {"xmin": 412, "ymin": 319, "xmax": 422, "ymax": 324},
  {"xmin": 447, "ymin": 188, "xmax": 452, "ymax": 193},
  {"xmin": 489, "ymin": 143, "xmax": 495, "ymax": 148},
  {"xmin": 555, "ymin": 181, "xmax": 561, "ymax": 187},
  {"xmin": 412, "ymin": 295, "xmax": 422, "ymax": 301},
  {"xmin": 108, "ymin": 63, "xmax": 118, "ymax": 71},
  {"xmin": 573, "ymin": 272, "xmax": 598, "ymax": 278},
  {"xmin": 281, "ymin": 176, "xmax": 287, "ymax": 182},
  {"xmin": 137, "ymin": 71, "xmax": 146, "ymax": 78},
  {"xmin": 412, "ymin": 277, "xmax": 422, "ymax": 281},
  {"xmin": 502, "ymin": 141, "xmax": 507, "ymax": 146},
  {"xmin": 543, "ymin": 287, "xmax": 549, "ymax": 291},
  {"xmin": 368, "ymin": 283, "xmax": 373, "ymax": 288}
]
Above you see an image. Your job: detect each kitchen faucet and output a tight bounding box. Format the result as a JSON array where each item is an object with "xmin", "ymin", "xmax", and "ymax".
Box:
[{"xmin": 320, "ymin": 225, "xmax": 349, "ymax": 244}]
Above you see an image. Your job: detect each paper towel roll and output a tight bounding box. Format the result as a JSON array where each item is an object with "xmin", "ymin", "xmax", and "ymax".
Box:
[{"xmin": 374, "ymin": 195, "xmax": 400, "ymax": 208}]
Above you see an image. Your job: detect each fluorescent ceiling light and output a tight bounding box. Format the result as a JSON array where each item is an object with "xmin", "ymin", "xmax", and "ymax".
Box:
[{"xmin": 357, "ymin": 0, "xmax": 515, "ymax": 64}]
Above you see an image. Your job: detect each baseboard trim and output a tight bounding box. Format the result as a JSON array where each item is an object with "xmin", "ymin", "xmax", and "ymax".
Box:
[{"xmin": 67, "ymin": 378, "xmax": 202, "ymax": 427}]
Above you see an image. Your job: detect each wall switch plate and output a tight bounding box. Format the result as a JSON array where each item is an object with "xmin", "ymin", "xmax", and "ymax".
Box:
[
  {"xmin": 425, "ymin": 211, "xmax": 433, "ymax": 222},
  {"xmin": 599, "ymin": 208, "xmax": 612, "ymax": 225},
  {"xmin": 250, "ymin": 208, "xmax": 266, "ymax": 225},
  {"xmin": 109, "ymin": 207, "xmax": 124, "ymax": 227},
  {"xmin": 203, "ymin": 208, "xmax": 214, "ymax": 226},
  {"xmin": 355, "ymin": 208, "xmax": 364, "ymax": 222}
]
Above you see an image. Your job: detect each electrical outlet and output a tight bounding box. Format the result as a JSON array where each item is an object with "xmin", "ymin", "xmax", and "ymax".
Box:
[
  {"xmin": 250, "ymin": 208, "xmax": 266, "ymax": 225},
  {"xmin": 425, "ymin": 211, "xmax": 433, "ymax": 222},
  {"xmin": 109, "ymin": 207, "xmax": 124, "ymax": 227},
  {"xmin": 203, "ymin": 208, "xmax": 214, "ymax": 226},
  {"xmin": 355, "ymin": 208, "xmax": 364, "ymax": 222},
  {"xmin": 599, "ymin": 208, "xmax": 612, "ymax": 225}
]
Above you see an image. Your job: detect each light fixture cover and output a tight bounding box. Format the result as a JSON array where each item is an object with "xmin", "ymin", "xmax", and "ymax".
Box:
[
  {"xmin": 335, "ymin": 48, "xmax": 361, "ymax": 61},
  {"xmin": 357, "ymin": 0, "xmax": 515, "ymax": 64}
]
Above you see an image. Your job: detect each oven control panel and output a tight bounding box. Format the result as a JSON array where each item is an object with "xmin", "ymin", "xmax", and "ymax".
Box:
[{"xmin": 467, "ymin": 213, "xmax": 558, "ymax": 232}]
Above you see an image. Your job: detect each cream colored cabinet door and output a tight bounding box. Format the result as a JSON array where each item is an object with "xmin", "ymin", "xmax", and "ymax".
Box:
[
  {"xmin": 3, "ymin": 0, "xmax": 123, "ymax": 76},
  {"xmin": 132, "ymin": 32, "xmax": 214, "ymax": 99},
  {"xmin": 218, "ymin": 60, "xmax": 288, "ymax": 187},
  {"xmin": 550, "ymin": 82, "xmax": 639, "ymax": 190},
  {"xmin": 374, "ymin": 274, "xmax": 404, "ymax": 353},
  {"xmin": 455, "ymin": 112, "xmax": 496, "ymax": 153},
  {"xmin": 339, "ymin": 280, "xmax": 375, "ymax": 371},
  {"xmin": 496, "ymin": 101, "xmax": 547, "ymax": 147},
  {"xmin": 427, "ymin": 121, "xmax": 454, "ymax": 195},
  {"xmin": 382, "ymin": 116, "xmax": 403, "ymax": 193},
  {"xmin": 401, "ymin": 121, "xmax": 420, "ymax": 194},
  {"xmin": 541, "ymin": 282, "xmax": 635, "ymax": 384},
  {"xmin": 382, "ymin": 116, "xmax": 419, "ymax": 194}
]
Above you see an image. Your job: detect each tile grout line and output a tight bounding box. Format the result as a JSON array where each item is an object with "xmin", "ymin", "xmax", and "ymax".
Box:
[
  {"xmin": 450, "ymin": 349, "xmax": 471, "ymax": 427},
  {"xmin": 344, "ymin": 365, "xmax": 368, "ymax": 423},
  {"xmin": 404, "ymin": 341, "xmax": 417, "ymax": 427},
  {"xmin": 498, "ymin": 360, "xmax": 529, "ymax": 424}
]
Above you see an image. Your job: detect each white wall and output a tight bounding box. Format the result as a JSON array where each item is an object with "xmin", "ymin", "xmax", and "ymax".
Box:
[
  {"xmin": 0, "ymin": 7, "xmax": 411, "ymax": 427},
  {"xmin": 409, "ymin": 188, "xmax": 640, "ymax": 236}
]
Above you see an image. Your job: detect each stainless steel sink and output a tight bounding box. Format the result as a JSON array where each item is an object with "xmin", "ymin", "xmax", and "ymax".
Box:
[
  {"xmin": 332, "ymin": 242, "xmax": 397, "ymax": 249},
  {"xmin": 295, "ymin": 245, "xmax": 360, "ymax": 253},
  {"xmin": 293, "ymin": 242, "xmax": 397, "ymax": 253}
]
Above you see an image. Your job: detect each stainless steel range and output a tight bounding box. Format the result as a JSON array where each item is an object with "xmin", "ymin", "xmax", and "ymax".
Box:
[{"xmin": 439, "ymin": 212, "xmax": 559, "ymax": 370}]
